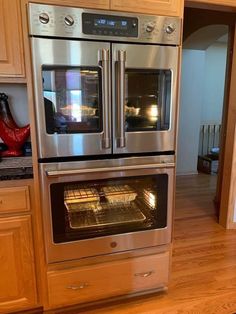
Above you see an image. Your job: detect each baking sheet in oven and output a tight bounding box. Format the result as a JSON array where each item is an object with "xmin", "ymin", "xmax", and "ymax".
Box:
[{"xmin": 67, "ymin": 202, "xmax": 146, "ymax": 230}]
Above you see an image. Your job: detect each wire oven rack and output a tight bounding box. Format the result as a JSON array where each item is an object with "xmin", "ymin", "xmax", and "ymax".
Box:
[
  {"xmin": 64, "ymin": 183, "xmax": 157, "ymax": 230},
  {"xmin": 64, "ymin": 184, "xmax": 136, "ymax": 203},
  {"xmin": 67, "ymin": 201, "xmax": 146, "ymax": 230}
]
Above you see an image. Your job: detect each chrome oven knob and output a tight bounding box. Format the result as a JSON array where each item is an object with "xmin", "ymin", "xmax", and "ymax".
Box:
[
  {"xmin": 64, "ymin": 15, "xmax": 74, "ymax": 26},
  {"xmin": 39, "ymin": 12, "xmax": 50, "ymax": 24},
  {"xmin": 166, "ymin": 24, "xmax": 176, "ymax": 34},
  {"xmin": 146, "ymin": 22, "xmax": 155, "ymax": 33}
]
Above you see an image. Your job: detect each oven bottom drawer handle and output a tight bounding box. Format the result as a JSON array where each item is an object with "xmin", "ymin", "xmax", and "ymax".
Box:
[
  {"xmin": 134, "ymin": 270, "xmax": 155, "ymax": 278},
  {"xmin": 66, "ymin": 283, "xmax": 89, "ymax": 290}
]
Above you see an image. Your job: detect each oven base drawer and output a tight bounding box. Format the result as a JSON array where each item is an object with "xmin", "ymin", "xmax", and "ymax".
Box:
[{"xmin": 46, "ymin": 251, "xmax": 170, "ymax": 309}]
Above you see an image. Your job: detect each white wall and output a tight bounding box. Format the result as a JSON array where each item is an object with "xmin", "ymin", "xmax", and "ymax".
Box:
[
  {"xmin": 177, "ymin": 50, "xmax": 205, "ymax": 175},
  {"xmin": 201, "ymin": 43, "xmax": 227, "ymax": 125},
  {"xmin": 177, "ymin": 43, "xmax": 227, "ymax": 175}
]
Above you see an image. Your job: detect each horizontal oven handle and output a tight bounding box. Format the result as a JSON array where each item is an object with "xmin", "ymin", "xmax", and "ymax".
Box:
[
  {"xmin": 99, "ymin": 48, "xmax": 111, "ymax": 149},
  {"xmin": 46, "ymin": 163, "xmax": 175, "ymax": 177}
]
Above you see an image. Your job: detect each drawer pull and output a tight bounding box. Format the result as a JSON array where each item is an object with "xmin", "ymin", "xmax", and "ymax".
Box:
[
  {"xmin": 0, "ymin": 200, "xmax": 2, "ymax": 204},
  {"xmin": 135, "ymin": 270, "xmax": 155, "ymax": 278},
  {"xmin": 66, "ymin": 283, "xmax": 89, "ymax": 290}
]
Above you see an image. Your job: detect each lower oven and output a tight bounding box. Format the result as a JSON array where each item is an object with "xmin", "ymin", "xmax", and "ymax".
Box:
[{"xmin": 40, "ymin": 156, "xmax": 175, "ymax": 263}]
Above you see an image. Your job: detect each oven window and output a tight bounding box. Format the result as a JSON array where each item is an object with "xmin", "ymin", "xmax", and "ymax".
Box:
[
  {"xmin": 125, "ymin": 69, "xmax": 171, "ymax": 132},
  {"xmin": 50, "ymin": 174, "xmax": 168, "ymax": 243},
  {"xmin": 42, "ymin": 66, "xmax": 102, "ymax": 134}
]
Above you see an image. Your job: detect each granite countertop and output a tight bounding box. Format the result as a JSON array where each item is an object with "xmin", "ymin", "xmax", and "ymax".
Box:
[{"xmin": 0, "ymin": 156, "xmax": 33, "ymax": 180}]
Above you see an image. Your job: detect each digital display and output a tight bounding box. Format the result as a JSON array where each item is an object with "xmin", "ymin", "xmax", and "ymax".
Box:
[{"xmin": 94, "ymin": 18, "xmax": 128, "ymax": 30}]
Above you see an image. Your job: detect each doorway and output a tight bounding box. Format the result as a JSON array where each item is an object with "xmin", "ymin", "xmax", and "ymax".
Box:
[{"xmin": 176, "ymin": 8, "xmax": 235, "ymax": 223}]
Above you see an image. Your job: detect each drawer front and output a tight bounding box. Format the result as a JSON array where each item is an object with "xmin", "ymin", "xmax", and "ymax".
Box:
[
  {"xmin": 47, "ymin": 252, "xmax": 170, "ymax": 308},
  {"xmin": 0, "ymin": 186, "xmax": 30, "ymax": 213}
]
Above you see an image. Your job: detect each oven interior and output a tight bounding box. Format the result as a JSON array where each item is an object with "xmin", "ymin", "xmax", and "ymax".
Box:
[{"xmin": 50, "ymin": 174, "xmax": 168, "ymax": 243}]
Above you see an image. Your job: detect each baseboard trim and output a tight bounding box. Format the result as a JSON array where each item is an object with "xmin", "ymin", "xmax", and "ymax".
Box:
[{"xmin": 43, "ymin": 287, "xmax": 167, "ymax": 314}]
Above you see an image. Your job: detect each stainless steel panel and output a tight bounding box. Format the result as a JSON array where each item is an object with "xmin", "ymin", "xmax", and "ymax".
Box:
[
  {"xmin": 31, "ymin": 37, "xmax": 112, "ymax": 158},
  {"xmin": 29, "ymin": 3, "xmax": 181, "ymax": 45},
  {"xmin": 39, "ymin": 157, "xmax": 175, "ymax": 263},
  {"xmin": 112, "ymin": 43, "xmax": 179, "ymax": 154}
]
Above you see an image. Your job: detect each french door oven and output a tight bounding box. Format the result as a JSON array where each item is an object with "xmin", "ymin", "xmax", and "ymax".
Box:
[{"xmin": 32, "ymin": 37, "xmax": 179, "ymax": 158}]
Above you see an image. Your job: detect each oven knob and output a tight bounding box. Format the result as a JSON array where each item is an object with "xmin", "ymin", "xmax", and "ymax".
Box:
[
  {"xmin": 146, "ymin": 22, "xmax": 155, "ymax": 33},
  {"xmin": 165, "ymin": 24, "xmax": 176, "ymax": 34},
  {"xmin": 39, "ymin": 12, "xmax": 50, "ymax": 24},
  {"xmin": 64, "ymin": 15, "xmax": 74, "ymax": 26}
]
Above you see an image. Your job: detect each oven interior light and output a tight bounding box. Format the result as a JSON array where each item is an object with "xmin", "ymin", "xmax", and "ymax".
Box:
[
  {"xmin": 147, "ymin": 105, "xmax": 158, "ymax": 122},
  {"xmin": 144, "ymin": 189, "xmax": 156, "ymax": 208}
]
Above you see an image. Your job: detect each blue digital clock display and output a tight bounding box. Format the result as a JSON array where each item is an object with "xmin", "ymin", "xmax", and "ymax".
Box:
[{"xmin": 94, "ymin": 18, "xmax": 128, "ymax": 29}]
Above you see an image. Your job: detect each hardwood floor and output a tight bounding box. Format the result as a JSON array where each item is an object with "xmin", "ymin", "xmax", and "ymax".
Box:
[{"xmin": 79, "ymin": 174, "xmax": 236, "ymax": 314}]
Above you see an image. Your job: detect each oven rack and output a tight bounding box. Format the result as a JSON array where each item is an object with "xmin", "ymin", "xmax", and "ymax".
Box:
[
  {"xmin": 64, "ymin": 184, "xmax": 137, "ymax": 202},
  {"xmin": 67, "ymin": 201, "xmax": 146, "ymax": 230}
]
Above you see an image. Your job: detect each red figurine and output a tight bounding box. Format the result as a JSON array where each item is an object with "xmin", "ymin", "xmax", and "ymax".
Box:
[{"xmin": 0, "ymin": 93, "xmax": 30, "ymax": 157}]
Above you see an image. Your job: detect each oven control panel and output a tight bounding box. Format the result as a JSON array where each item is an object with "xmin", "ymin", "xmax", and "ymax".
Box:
[
  {"xmin": 82, "ymin": 13, "xmax": 138, "ymax": 37},
  {"xmin": 29, "ymin": 3, "xmax": 181, "ymax": 45}
]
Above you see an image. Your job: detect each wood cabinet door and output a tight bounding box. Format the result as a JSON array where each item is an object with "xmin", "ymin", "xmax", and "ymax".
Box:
[
  {"xmin": 0, "ymin": 216, "xmax": 37, "ymax": 312},
  {"xmin": 28, "ymin": 0, "xmax": 109, "ymax": 9},
  {"xmin": 0, "ymin": 0, "xmax": 25, "ymax": 77},
  {"xmin": 110, "ymin": 0, "xmax": 183, "ymax": 17}
]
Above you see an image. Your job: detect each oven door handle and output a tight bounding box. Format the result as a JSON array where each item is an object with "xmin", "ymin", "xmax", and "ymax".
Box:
[
  {"xmin": 116, "ymin": 50, "xmax": 126, "ymax": 148},
  {"xmin": 99, "ymin": 49, "xmax": 111, "ymax": 149},
  {"xmin": 46, "ymin": 162, "xmax": 175, "ymax": 177}
]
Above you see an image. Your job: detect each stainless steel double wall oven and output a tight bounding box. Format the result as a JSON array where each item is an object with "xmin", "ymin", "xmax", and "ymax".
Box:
[{"xmin": 29, "ymin": 3, "xmax": 181, "ymax": 263}]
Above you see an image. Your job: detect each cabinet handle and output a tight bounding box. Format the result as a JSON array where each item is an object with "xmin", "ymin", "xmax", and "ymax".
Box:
[
  {"xmin": 66, "ymin": 283, "xmax": 89, "ymax": 290},
  {"xmin": 0, "ymin": 200, "xmax": 2, "ymax": 204},
  {"xmin": 135, "ymin": 270, "xmax": 155, "ymax": 278}
]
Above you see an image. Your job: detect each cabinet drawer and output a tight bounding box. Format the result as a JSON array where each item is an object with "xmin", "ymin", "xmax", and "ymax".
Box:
[
  {"xmin": 0, "ymin": 186, "xmax": 30, "ymax": 213},
  {"xmin": 47, "ymin": 252, "xmax": 170, "ymax": 308}
]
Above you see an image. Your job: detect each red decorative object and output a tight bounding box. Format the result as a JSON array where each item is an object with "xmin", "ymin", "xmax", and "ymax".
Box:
[{"xmin": 0, "ymin": 93, "xmax": 30, "ymax": 157}]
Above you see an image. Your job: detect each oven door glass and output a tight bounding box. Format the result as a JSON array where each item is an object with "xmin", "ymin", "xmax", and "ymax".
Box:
[
  {"xmin": 50, "ymin": 174, "xmax": 168, "ymax": 243},
  {"xmin": 125, "ymin": 69, "xmax": 171, "ymax": 132},
  {"xmin": 42, "ymin": 66, "xmax": 102, "ymax": 134}
]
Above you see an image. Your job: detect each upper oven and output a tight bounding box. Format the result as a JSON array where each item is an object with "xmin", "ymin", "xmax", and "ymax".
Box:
[{"xmin": 29, "ymin": 4, "xmax": 181, "ymax": 159}]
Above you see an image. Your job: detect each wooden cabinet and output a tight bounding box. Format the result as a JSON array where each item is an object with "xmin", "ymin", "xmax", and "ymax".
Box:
[
  {"xmin": 47, "ymin": 252, "xmax": 169, "ymax": 308},
  {"xmin": 110, "ymin": 0, "xmax": 183, "ymax": 17},
  {"xmin": 0, "ymin": 180, "xmax": 37, "ymax": 313},
  {"xmin": 0, "ymin": 186, "xmax": 30, "ymax": 214},
  {"xmin": 0, "ymin": 215, "xmax": 37, "ymax": 313},
  {"xmin": 0, "ymin": 0, "xmax": 25, "ymax": 78},
  {"xmin": 28, "ymin": 0, "xmax": 110, "ymax": 10}
]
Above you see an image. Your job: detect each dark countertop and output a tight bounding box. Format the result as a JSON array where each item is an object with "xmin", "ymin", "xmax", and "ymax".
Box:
[{"xmin": 0, "ymin": 156, "xmax": 33, "ymax": 181}]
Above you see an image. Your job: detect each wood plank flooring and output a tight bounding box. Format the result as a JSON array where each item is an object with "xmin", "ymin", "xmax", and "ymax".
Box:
[{"xmin": 80, "ymin": 174, "xmax": 236, "ymax": 314}]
